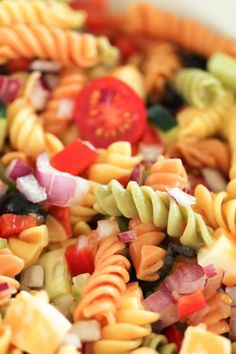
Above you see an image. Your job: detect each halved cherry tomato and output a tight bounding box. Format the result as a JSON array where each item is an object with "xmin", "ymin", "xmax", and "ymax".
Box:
[
  {"xmin": 70, "ymin": 0, "xmax": 107, "ymax": 31},
  {"xmin": 74, "ymin": 77, "xmax": 147, "ymax": 148},
  {"xmin": 0, "ymin": 214, "xmax": 37, "ymax": 238},
  {"xmin": 64, "ymin": 244, "xmax": 94, "ymax": 277},
  {"xmin": 50, "ymin": 206, "xmax": 72, "ymax": 238},
  {"xmin": 7, "ymin": 58, "xmax": 31, "ymax": 73},
  {"xmin": 177, "ymin": 289, "xmax": 207, "ymax": 320}
]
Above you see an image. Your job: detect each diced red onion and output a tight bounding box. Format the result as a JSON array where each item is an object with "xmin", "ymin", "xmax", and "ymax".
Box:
[
  {"xmin": 139, "ymin": 143, "xmax": 164, "ymax": 162},
  {"xmin": 202, "ymin": 168, "xmax": 227, "ymax": 192},
  {"xmin": 0, "ymin": 75, "xmax": 20, "ymax": 103},
  {"xmin": 36, "ymin": 153, "xmax": 89, "ymax": 207},
  {"xmin": 163, "ymin": 263, "xmax": 206, "ymax": 295},
  {"xmin": 31, "ymin": 79, "xmax": 49, "ymax": 111},
  {"xmin": 16, "ymin": 174, "xmax": 47, "ymax": 203},
  {"xmin": 6, "ymin": 159, "xmax": 33, "ymax": 181},
  {"xmin": 0, "ymin": 282, "xmax": 9, "ymax": 292},
  {"xmin": 166, "ymin": 187, "xmax": 196, "ymax": 206},
  {"xmin": 130, "ymin": 164, "xmax": 143, "ymax": 185},
  {"xmin": 30, "ymin": 60, "xmax": 62, "ymax": 73},
  {"xmin": 41, "ymin": 74, "xmax": 59, "ymax": 90},
  {"xmin": 144, "ymin": 285, "xmax": 178, "ymax": 328},
  {"xmin": 57, "ymin": 99, "xmax": 74, "ymax": 120},
  {"xmin": 226, "ymin": 286, "xmax": 236, "ymax": 306},
  {"xmin": 0, "ymin": 179, "xmax": 8, "ymax": 198},
  {"xmin": 203, "ymin": 264, "xmax": 217, "ymax": 278},
  {"xmin": 117, "ymin": 230, "xmax": 136, "ymax": 243},
  {"xmin": 204, "ymin": 269, "xmax": 224, "ymax": 300}
]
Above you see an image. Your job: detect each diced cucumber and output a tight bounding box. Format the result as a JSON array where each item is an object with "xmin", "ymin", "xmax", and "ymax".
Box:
[{"xmin": 0, "ymin": 238, "xmax": 7, "ymax": 250}]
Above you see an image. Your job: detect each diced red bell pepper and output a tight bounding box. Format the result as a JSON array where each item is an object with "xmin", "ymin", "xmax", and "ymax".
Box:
[
  {"xmin": 0, "ymin": 214, "xmax": 37, "ymax": 238},
  {"xmin": 50, "ymin": 206, "xmax": 72, "ymax": 238},
  {"xmin": 162, "ymin": 325, "xmax": 183, "ymax": 350},
  {"xmin": 118, "ymin": 175, "xmax": 130, "ymax": 187},
  {"xmin": 177, "ymin": 289, "xmax": 208, "ymax": 320},
  {"xmin": 7, "ymin": 58, "xmax": 31, "ymax": 73},
  {"xmin": 141, "ymin": 124, "xmax": 161, "ymax": 145},
  {"xmin": 64, "ymin": 243, "xmax": 94, "ymax": 277},
  {"xmin": 51, "ymin": 139, "xmax": 98, "ymax": 176}
]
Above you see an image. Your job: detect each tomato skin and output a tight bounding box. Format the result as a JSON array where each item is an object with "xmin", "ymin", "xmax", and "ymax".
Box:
[
  {"xmin": 177, "ymin": 289, "xmax": 207, "ymax": 320},
  {"xmin": 7, "ymin": 58, "xmax": 31, "ymax": 73},
  {"xmin": 0, "ymin": 214, "xmax": 37, "ymax": 238},
  {"xmin": 51, "ymin": 139, "xmax": 98, "ymax": 176},
  {"xmin": 162, "ymin": 325, "xmax": 183, "ymax": 350},
  {"xmin": 64, "ymin": 244, "xmax": 94, "ymax": 277},
  {"xmin": 50, "ymin": 206, "xmax": 72, "ymax": 238},
  {"xmin": 74, "ymin": 77, "xmax": 147, "ymax": 148}
]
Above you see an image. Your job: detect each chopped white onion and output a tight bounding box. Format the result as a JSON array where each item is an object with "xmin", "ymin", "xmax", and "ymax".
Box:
[
  {"xmin": 57, "ymin": 99, "xmax": 75, "ymax": 120},
  {"xmin": 31, "ymin": 80, "xmax": 49, "ymax": 111},
  {"xmin": 0, "ymin": 179, "xmax": 8, "ymax": 198},
  {"xmin": 226, "ymin": 286, "xmax": 236, "ymax": 306},
  {"xmin": 53, "ymin": 294, "xmax": 74, "ymax": 319},
  {"xmin": 62, "ymin": 333, "xmax": 82, "ymax": 349},
  {"xmin": 202, "ymin": 167, "xmax": 227, "ymax": 192},
  {"xmin": 97, "ymin": 219, "xmax": 120, "ymax": 240},
  {"xmin": 69, "ymin": 320, "xmax": 101, "ymax": 342},
  {"xmin": 16, "ymin": 174, "xmax": 47, "ymax": 203},
  {"xmin": 30, "ymin": 60, "xmax": 62, "ymax": 73},
  {"xmin": 36, "ymin": 154, "xmax": 89, "ymax": 207},
  {"xmin": 139, "ymin": 143, "xmax": 164, "ymax": 162},
  {"xmin": 6, "ymin": 159, "xmax": 33, "ymax": 181},
  {"xmin": 166, "ymin": 187, "xmax": 196, "ymax": 206}
]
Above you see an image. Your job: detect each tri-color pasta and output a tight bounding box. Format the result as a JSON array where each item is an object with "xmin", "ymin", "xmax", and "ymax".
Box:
[{"xmin": 1, "ymin": 1, "xmax": 236, "ymax": 353}]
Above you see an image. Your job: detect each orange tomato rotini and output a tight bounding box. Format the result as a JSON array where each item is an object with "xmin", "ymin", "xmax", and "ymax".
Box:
[
  {"xmin": 128, "ymin": 217, "xmax": 165, "ymax": 281},
  {"xmin": 0, "ymin": 248, "xmax": 24, "ymax": 306},
  {"xmin": 107, "ymin": 3, "xmax": 236, "ymax": 58},
  {"xmin": 73, "ymin": 235, "xmax": 130, "ymax": 325},
  {"xmin": 41, "ymin": 67, "xmax": 87, "ymax": 137},
  {"xmin": 141, "ymin": 41, "xmax": 182, "ymax": 101},
  {"xmin": 166, "ymin": 139, "xmax": 231, "ymax": 176},
  {"xmin": 0, "ymin": 24, "xmax": 102, "ymax": 67},
  {"xmin": 145, "ymin": 155, "xmax": 188, "ymax": 191}
]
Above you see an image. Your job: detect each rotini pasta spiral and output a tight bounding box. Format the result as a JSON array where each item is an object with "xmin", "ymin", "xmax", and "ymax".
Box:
[
  {"xmin": 189, "ymin": 292, "xmax": 231, "ymax": 335},
  {"xmin": 0, "ymin": 248, "xmax": 24, "ymax": 306},
  {"xmin": 107, "ymin": 3, "xmax": 236, "ymax": 58},
  {"xmin": 88, "ymin": 142, "xmax": 142, "ymax": 184},
  {"xmin": 94, "ymin": 180, "xmax": 213, "ymax": 249},
  {"xmin": 7, "ymin": 98, "xmax": 63, "ymax": 159},
  {"xmin": 0, "ymin": 24, "xmax": 102, "ymax": 67},
  {"xmin": 220, "ymin": 105, "xmax": 236, "ymax": 179},
  {"xmin": 41, "ymin": 67, "xmax": 87, "ymax": 136},
  {"xmin": 145, "ymin": 155, "xmax": 188, "ymax": 191},
  {"xmin": 93, "ymin": 283, "xmax": 159, "ymax": 354},
  {"xmin": 8, "ymin": 225, "xmax": 48, "ymax": 268},
  {"xmin": 143, "ymin": 333, "xmax": 177, "ymax": 354},
  {"xmin": 1, "ymin": 151, "xmax": 31, "ymax": 166},
  {"xmin": 141, "ymin": 41, "xmax": 182, "ymax": 101},
  {"xmin": 174, "ymin": 69, "xmax": 223, "ymax": 109},
  {"xmin": 69, "ymin": 181, "xmax": 99, "ymax": 233},
  {"xmin": 0, "ymin": 321, "xmax": 12, "ymax": 354},
  {"xmin": 0, "ymin": 0, "xmax": 86, "ymax": 29},
  {"xmin": 177, "ymin": 90, "xmax": 234, "ymax": 141},
  {"xmin": 194, "ymin": 184, "xmax": 236, "ymax": 235},
  {"xmin": 73, "ymin": 235, "xmax": 130, "ymax": 325},
  {"xmin": 166, "ymin": 139, "xmax": 231, "ymax": 175},
  {"xmin": 128, "ymin": 218, "xmax": 166, "ymax": 281}
]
